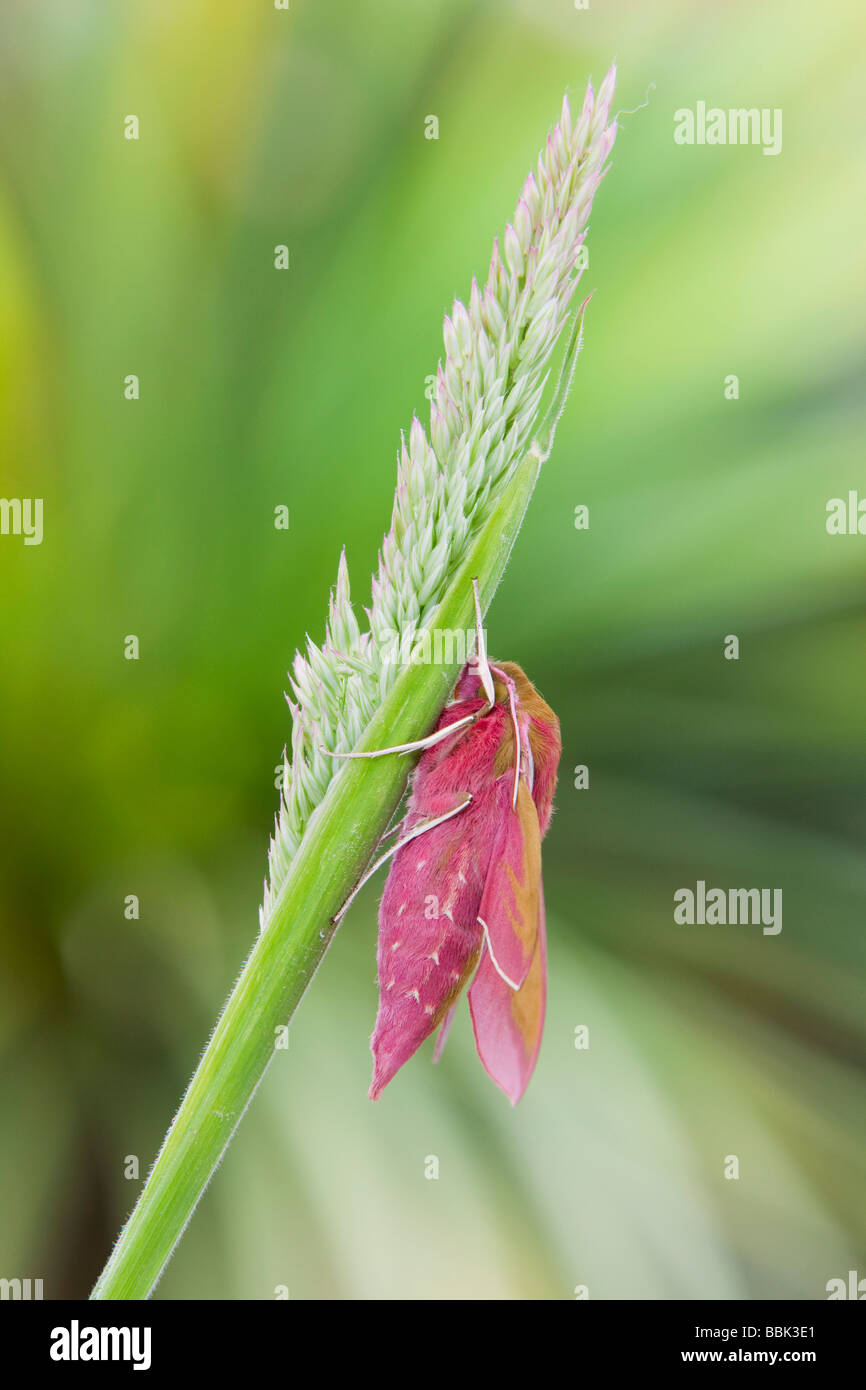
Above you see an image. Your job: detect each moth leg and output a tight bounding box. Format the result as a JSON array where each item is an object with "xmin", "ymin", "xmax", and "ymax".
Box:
[
  {"xmin": 372, "ymin": 793, "xmax": 428, "ymax": 850},
  {"xmin": 331, "ymin": 793, "xmax": 473, "ymax": 925},
  {"xmin": 324, "ymin": 578, "xmax": 497, "ymax": 767},
  {"xmin": 322, "ymin": 710, "xmax": 478, "ymax": 762},
  {"xmin": 374, "ymin": 810, "xmax": 405, "ymax": 848}
]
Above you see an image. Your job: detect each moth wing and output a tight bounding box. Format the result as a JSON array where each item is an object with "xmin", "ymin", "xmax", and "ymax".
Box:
[
  {"xmin": 468, "ymin": 886, "xmax": 547, "ymax": 1105},
  {"xmin": 476, "ymin": 777, "xmax": 541, "ymax": 991},
  {"xmin": 527, "ymin": 712, "xmax": 562, "ymax": 838},
  {"xmin": 370, "ymin": 791, "xmax": 485, "ymax": 1099},
  {"xmin": 432, "ymin": 1002, "xmax": 458, "ymax": 1063}
]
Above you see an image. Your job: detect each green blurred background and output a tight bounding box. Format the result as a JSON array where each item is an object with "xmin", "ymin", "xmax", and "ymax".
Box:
[{"xmin": 1, "ymin": 0, "xmax": 864, "ymax": 1299}]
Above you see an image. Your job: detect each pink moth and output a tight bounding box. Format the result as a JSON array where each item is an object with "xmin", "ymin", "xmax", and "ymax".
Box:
[{"xmin": 333, "ymin": 582, "xmax": 561, "ymax": 1103}]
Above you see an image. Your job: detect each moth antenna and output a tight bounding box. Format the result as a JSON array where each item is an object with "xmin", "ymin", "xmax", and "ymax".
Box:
[
  {"xmin": 522, "ymin": 729, "xmax": 535, "ymax": 794},
  {"xmin": 490, "ymin": 662, "xmax": 523, "ymax": 809},
  {"xmin": 506, "ymin": 682, "xmax": 522, "ymax": 809},
  {"xmin": 471, "ymin": 577, "xmax": 496, "ymax": 709}
]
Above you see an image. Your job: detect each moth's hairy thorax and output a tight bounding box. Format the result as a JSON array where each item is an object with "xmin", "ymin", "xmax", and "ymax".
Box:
[
  {"xmin": 414, "ymin": 699, "xmax": 510, "ymax": 797},
  {"xmin": 412, "ymin": 660, "xmax": 562, "ymax": 834}
]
